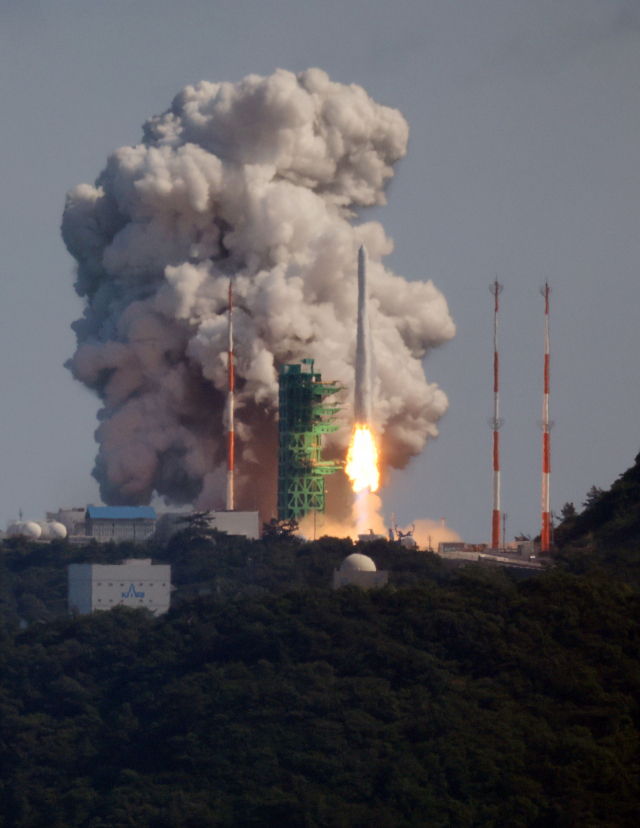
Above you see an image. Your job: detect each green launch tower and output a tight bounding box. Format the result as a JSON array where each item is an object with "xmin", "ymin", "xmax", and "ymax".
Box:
[{"xmin": 277, "ymin": 359, "xmax": 344, "ymax": 521}]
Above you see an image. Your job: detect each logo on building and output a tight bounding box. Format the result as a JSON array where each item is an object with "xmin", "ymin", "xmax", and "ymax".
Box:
[{"xmin": 122, "ymin": 584, "xmax": 145, "ymax": 598}]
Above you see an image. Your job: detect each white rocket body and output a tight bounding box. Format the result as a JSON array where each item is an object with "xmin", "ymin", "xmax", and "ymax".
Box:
[{"xmin": 354, "ymin": 245, "xmax": 373, "ymax": 425}]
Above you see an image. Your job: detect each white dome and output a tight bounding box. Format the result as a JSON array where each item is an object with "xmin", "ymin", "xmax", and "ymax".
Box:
[
  {"xmin": 339, "ymin": 553, "xmax": 377, "ymax": 572},
  {"xmin": 7, "ymin": 521, "xmax": 42, "ymax": 539},
  {"xmin": 37, "ymin": 521, "xmax": 68, "ymax": 539},
  {"xmin": 48, "ymin": 521, "xmax": 68, "ymax": 539},
  {"xmin": 24, "ymin": 521, "xmax": 42, "ymax": 538}
]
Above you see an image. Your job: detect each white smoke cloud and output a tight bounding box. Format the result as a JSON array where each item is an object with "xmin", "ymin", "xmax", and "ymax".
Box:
[{"xmin": 61, "ymin": 68, "xmax": 455, "ymax": 515}]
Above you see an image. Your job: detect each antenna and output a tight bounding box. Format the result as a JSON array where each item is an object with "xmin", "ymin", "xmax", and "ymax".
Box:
[
  {"xmin": 538, "ymin": 282, "xmax": 553, "ymax": 552},
  {"xmin": 226, "ymin": 278, "xmax": 235, "ymax": 511},
  {"xmin": 489, "ymin": 279, "xmax": 504, "ymax": 548}
]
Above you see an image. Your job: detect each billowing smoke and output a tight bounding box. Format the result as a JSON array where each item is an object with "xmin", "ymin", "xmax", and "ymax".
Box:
[
  {"xmin": 299, "ymin": 492, "xmax": 461, "ymax": 550},
  {"xmin": 62, "ymin": 68, "xmax": 455, "ymax": 517}
]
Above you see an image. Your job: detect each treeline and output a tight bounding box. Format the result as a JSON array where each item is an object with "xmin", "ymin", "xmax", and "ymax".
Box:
[
  {"xmin": 0, "ymin": 553, "xmax": 639, "ymax": 824},
  {"xmin": 0, "ymin": 522, "xmax": 455, "ymax": 629},
  {"xmin": 555, "ymin": 449, "xmax": 640, "ymax": 586},
  {"xmin": 1, "ymin": 453, "xmax": 640, "ymax": 826}
]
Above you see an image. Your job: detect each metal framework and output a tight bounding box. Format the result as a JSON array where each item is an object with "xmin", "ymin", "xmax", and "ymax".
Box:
[{"xmin": 277, "ymin": 359, "xmax": 344, "ymax": 521}]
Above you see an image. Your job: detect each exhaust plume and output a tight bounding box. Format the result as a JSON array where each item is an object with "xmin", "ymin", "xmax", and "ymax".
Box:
[
  {"xmin": 61, "ymin": 68, "xmax": 455, "ymax": 516},
  {"xmin": 299, "ymin": 492, "xmax": 461, "ymax": 550}
]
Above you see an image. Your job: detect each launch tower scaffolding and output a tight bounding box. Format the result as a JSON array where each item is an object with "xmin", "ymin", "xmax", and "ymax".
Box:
[{"xmin": 278, "ymin": 359, "xmax": 344, "ymax": 521}]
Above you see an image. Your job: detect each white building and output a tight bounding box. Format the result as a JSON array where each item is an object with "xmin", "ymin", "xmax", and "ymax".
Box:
[
  {"xmin": 207, "ymin": 511, "xmax": 259, "ymax": 538},
  {"xmin": 85, "ymin": 505, "xmax": 157, "ymax": 542},
  {"xmin": 333, "ymin": 553, "xmax": 389, "ymax": 589},
  {"xmin": 156, "ymin": 510, "xmax": 260, "ymax": 541},
  {"xmin": 68, "ymin": 559, "xmax": 171, "ymax": 615}
]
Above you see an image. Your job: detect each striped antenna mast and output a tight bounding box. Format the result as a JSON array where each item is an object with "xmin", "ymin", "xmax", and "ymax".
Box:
[
  {"xmin": 538, "ymin": 282, "xmax": 554, "ymax": 552},
  {"xmin": 489, "ymin": 279, "xmax": 504, "ymax": 548},
  {"xmin": 226, "ymin": 278, "xmax": 235, "ymax": 511}
]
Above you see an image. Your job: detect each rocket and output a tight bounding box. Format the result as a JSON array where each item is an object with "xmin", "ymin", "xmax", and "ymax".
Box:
[
  {"xmin": 354, "ymin": 244, "xmax": 373, "ymax": 425},
  {"xmin": 346, "ymin": 245, "xmax": 381, "ymax": 494}
]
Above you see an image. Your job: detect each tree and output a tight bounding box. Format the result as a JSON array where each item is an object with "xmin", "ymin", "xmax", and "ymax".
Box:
[
  {"xmin": 175, "ymin": 511, "xmax": 218, "ymax": 537},
  {"xmin": 261, "ymin": 518, "xmax": 299, "ymax": 543},
  {"xmin": 582, "ymin": 486, "xmax": 604, "ymax": 510},
  {"xmin": 560, "ymin": 502, "xmax": 577, "ymax": 521}
]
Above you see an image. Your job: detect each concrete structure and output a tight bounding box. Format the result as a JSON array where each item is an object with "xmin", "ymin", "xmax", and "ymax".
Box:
[
  {"xmin": 85, "ymin": 505, "xmax": 157, "ymax": 542},
  {"xmin": 206, "ymin": 510, "xmax": 259, "ymax": 539},
  {"xmin": 47, "ymin": 508, "xmax": 86, "ymax": 536},
  {"xmin": 155, "ymin": 510, "xmax": 260, "ymax": 541},
  {"xmin": 333, "ymin": 553, "xmax": 389, "ymax": 589},
  {"xmin": 68, "ymin": 559, "xmax": 171, "ymax": 615},
  {"xmin": 358, "ymin": 529, "xmax": 386, "ymax": 543},
  {"xmin": 437, "ymin": 541, "xmax": 544, "ymax": 570}
]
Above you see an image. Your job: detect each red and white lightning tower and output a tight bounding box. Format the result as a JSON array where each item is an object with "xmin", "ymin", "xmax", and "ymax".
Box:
[
  {"xmin": 539, "ymin": 282, "xmax": 553, "ymax": 553},
  {"xmin": 226, "ymin": 278, "xmax": 235, "ymax": 511},
  {"xmin": 489, "ymin": 280, "xmax": 504, "ymax": 549}
]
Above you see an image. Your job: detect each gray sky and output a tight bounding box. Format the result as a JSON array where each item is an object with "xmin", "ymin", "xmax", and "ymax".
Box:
[{"xmin": 0, "ymin": 0, "xmax": 639, "ymax": 541}]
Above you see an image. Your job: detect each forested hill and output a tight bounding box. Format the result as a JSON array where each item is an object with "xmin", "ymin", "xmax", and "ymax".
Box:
[
  {"xmin": 556, "ymin": 449, "xmax": 640, "ymax": 585},
  {"xmin": 1, "ymin": 523, "xmax": 640, "ymax": 826}
]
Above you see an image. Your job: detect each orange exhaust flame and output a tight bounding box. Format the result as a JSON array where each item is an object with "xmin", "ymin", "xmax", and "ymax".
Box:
[{"xmin": 345, "ymin": 425, "xmax": 380, "ymax": 493}]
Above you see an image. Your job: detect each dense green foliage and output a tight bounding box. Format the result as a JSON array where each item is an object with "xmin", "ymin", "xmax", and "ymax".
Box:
[
  {"xmin": 556, "ymin": 450, "xmax": 640, "ymax": 586},
  {"xmin": 1, "ymin": 476, "xmax": 640, "ymax": 826},
  {"xmin": 1, "ymin": 569, "xmax": 639, "ymax": 827},
  {"xmin": 0, "ymin": 526, "xmax": 453, "ymax": 629}
]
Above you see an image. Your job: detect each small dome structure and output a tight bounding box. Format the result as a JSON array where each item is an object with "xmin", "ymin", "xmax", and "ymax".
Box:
[
  {"xmin": 7, "ymin": 521, "xmax": 42, "ymax": 539},
  {"xmin": 339, "ymin": 553, "xmax": 377, "ymax": 572},
  {"xmin": 37, "ymin": 521, "xmax": 68, "ymax": 540}
]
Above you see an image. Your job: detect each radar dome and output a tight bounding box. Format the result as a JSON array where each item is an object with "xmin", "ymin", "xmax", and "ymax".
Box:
[
  {"xmin": 339, "ymin": 553, "xmax": 377, "ymax": 572},
  {"xmin": 37, "ymin": 521, "xmax": 68, "ymax": 539},
  {"xmin": 7, "ymin": 521, "xmax": 42, "ymax": 539},
  {"xmin": 24, "ymin": 522, "xmax": 42, "ymax": 538}
]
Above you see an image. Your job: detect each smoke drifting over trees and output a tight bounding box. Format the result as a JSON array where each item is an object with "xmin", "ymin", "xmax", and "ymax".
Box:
[{"xmin": 62, "ymin": 68, "xmax": 455, "ymax": 514}]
